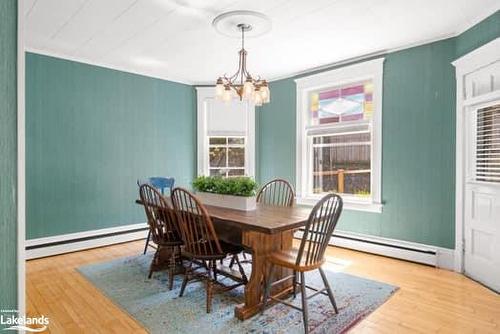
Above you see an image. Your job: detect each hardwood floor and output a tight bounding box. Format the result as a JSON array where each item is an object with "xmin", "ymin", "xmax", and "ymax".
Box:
[{"xmin": 26, "ymin": 240, "xmax": 500, "ymax": 333}]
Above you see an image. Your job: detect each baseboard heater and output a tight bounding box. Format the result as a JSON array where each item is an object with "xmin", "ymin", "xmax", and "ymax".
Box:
[
  {"xmin": 293, "ymin": 229, "xmax": 452, "ymax": 268},
  {"xmin": 330, "ymin": 233, "xmax": 435, "ymax": 255},
  {"xmin": 25, "ymin": 223, "xmax": 149, "ymax": 260},
  {"xmin": 26, "ymin": 224, "xmax": 454, "ymax": 270}
]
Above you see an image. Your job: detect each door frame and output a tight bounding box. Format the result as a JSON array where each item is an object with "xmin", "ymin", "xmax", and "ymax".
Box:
[{"xmin": 452, "ymin": 37, "xmax": 500, "ymax": 273}]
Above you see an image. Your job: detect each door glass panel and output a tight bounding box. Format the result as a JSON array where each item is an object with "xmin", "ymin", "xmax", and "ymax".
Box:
[{"xmin": 476, "ymin": 104, "xmax": 500, "ymax": 183}]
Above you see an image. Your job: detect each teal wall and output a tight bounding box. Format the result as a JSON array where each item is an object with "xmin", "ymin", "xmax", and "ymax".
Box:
[
  {"xmin": 26, "ymin": 53, "xmax": 196, "ymax": 239},
  {"xmin": 258, "ymin": 40, "xmax": 457, "ymax": 248},
  {"xmin": 0, "ymin": 0, "xmax": 18, "ymax": 311},
  {"xmin": 25, "ymin": 11, "xmax": 499, "ymax": 246},
  {"xmin": 257, "ymin": 11, "xmax": 500, "ymax": 249}
]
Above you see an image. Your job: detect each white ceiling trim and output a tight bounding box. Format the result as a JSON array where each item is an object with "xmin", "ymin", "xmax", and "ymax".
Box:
[{"xmin": 25, "ymin": 46, "xmax": 195, "ymax": 86}]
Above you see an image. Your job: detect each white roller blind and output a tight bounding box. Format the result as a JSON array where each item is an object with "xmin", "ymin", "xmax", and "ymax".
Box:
[
  {"xmin": 207, "ymin": 99, "xmax": 248, "ymax": 136},
  {"xmin": 476, "ymin": 104, "xmax": 500, "ymax": 183}
]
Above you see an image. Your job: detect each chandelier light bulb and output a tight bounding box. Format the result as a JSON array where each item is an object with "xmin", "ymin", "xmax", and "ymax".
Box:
[
  {"xmin": 222, "ymin": 87, "xmax": 233, "ymax": 102},
  {"xmin": 243, "ymin": 80, "xmax": 254, "ymax": 98},
  {"xmin": 260, "ymin": 85, "xmax": 270, "ymax": 103},
  {"xmin": 253, "ymin": 89, "xmax": 263, "ymax": 106},
  {"xmin": 215, "ymin": 78, "xmax": 224, "ymax": 99}
]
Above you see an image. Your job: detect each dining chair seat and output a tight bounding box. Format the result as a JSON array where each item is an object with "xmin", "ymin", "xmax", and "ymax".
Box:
[
  {"xmin": 182, "ymin": 240, "xmax": 245, "ymax": 261},
  {"xmin": 267, "ymin": 247, "xmax": 325, "ymax": 272},
  {"xmin": 156, "ymin": 236, "xmax": 183, "ymax": 248}
]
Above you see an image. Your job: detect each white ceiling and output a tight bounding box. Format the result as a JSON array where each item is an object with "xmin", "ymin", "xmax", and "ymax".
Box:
[{"xmin": 25, "ymin": 0, "xmax": 500, "ymax": 85}]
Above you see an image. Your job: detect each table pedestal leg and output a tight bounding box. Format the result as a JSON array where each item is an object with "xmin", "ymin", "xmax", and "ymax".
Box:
[{"xmin": 234, "ymin": 230, "xmax": 294, "ymax": 320}]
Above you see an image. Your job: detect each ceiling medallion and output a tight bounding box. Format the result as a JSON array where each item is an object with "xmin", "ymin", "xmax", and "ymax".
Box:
[{"xmin": 212, "ymin": 11, "xmax": 271, "ymax": 106}]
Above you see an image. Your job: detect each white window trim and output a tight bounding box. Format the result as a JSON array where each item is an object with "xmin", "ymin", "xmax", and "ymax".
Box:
[
  {"xmin": 295, "ymin": 58, "xmax": 384, "ymax": 213},
  {"xmin": 196, "ymin": 87, "xmax": 255, "ymax": 178}
]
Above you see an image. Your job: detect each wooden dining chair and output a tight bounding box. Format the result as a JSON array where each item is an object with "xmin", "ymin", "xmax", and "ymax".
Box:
[
  {"xmin": 256, "ymin": 178, "xmax": 295, "ymax": 207},
  {"xmin": 171, "ymin": 187, "xmax": 248, "ymax": 313},
  {"xmin": 229, "ymin": 178, "xmax": 295, "ymax": 269},
  {"xmin": 137, "ymin": 177, "xmax": 175, "ymax": 254},
  {"xmin": 261, "ymin": 193, "xmax": 343, "ymax": 334},
  {"xmin": 139, "ymin": 184, "xmax": 183, "ymax": 290}
]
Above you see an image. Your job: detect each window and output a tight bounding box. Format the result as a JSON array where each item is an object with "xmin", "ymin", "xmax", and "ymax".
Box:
[
  {"xmin": 196, "ymin": 87, "xmax": 255, "ymax": 178},
  {"xmin": 209, "ymin": 136, "xmax": 246, "ymax": 177},
  {"xmin": 311, "ymin": 81, "xmax": 373, "ymax": 196},
  {"xmin": 295, "ymin": 59, "xmax": 383, "ymax": 212}
]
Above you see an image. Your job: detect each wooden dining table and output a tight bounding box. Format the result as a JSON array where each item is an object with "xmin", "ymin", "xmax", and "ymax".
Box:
[{"xmin": 136, "ymin": 198, "xmax": 312, "ymax": 320}]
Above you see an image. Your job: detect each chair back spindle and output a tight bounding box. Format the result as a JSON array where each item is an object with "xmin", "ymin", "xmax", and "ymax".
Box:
[
  {"xmin": 296, "ymin": 193, "xmax": 343, "ymax": 267},
  {"xmin": 171, "ymin": 187, "xmax": 223, "ymax": 257},
  {"xmin": 256, "ymin": 179, "xmax": 295, "ymax": 207},
  {"xmin": 139, "ymin": 184, "xmax": 181, "ymax": 245}
]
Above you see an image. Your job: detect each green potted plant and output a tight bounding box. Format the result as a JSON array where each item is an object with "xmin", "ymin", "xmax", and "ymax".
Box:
[{"xmin": 192, "ymin": 176, "xmax": 258, "ymax": 211}]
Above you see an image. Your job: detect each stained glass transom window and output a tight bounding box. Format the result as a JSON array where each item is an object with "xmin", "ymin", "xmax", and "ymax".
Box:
[{"xmin": 310, "ymin": 81, "xmax": 373, "ymax": 125}]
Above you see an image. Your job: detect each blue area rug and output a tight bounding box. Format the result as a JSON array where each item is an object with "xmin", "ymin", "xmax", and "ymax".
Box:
[{"xmin": 78, "ymin": 254, "xmax": 397, "ymax": 333}]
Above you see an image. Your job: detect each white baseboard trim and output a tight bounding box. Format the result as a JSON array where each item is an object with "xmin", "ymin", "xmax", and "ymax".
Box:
[
  {"xmin": 295, "ymin": 230, "xmax": 456, "ymax": 271},
  {"xmin": 25, "ymin": 223, "xmax": 456, "ymax": 271},
  {"xmin": 25, "ymin": 223, "xmax": 148, "ymax": 260}
]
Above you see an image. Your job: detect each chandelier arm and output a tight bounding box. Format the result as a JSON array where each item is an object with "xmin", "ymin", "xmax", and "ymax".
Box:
[
  {"xmin": 228, "ymin": 72, "xmax": 238, "ymax": 83},
  {"xmin": 228, "ymin": 63, "xmax": 241, "ymax": 83},
  {"xmin": 240, "ymin": 50, "xmax": 246, "ymax": 85},
  {"xmin": 243, "ymin": 66, "xmax": 251, "ymax": 79},
  {"xmin": 242, "ymin": 55, "xmax": 250, "ymax": 78},
  {"xmin": 221, "ymin": 76, "xmax": 232, "ymax": 87},
  {"xmin": 241, "ymin": 49, "xmax": 252, "ymax": 81},
  {"xmin": 229, "ymin": 48, "xmax": 245, "ymax": 83}
]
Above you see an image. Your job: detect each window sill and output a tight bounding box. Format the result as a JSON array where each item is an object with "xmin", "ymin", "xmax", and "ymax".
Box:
[{"xmin": 296, "ymin": 196, "xmax": 383, "ymax": 213}]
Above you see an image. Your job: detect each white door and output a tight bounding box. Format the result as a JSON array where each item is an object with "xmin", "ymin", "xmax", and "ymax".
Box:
[
  {"xmin": 464, "ymin": 103, "xmax": 500, "ymax": 292},
  {"xmin": 457, "ymin": 38, "xmax": 500, "ymax": 292}
]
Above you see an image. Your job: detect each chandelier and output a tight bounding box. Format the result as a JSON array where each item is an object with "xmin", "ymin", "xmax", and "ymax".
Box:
[{"xmin": 214, "ymin": 23, "xmax": 270, "ymax": 106}]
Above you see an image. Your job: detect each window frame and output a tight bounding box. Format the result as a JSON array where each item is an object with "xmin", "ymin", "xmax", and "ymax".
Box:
[
  {"xmin": 196, "ymin": 87, "xmax": 255, "ymax": 178},
  {"xmin": 295, "ymin": 58, "xmax": 384, "ymax": 212}
]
